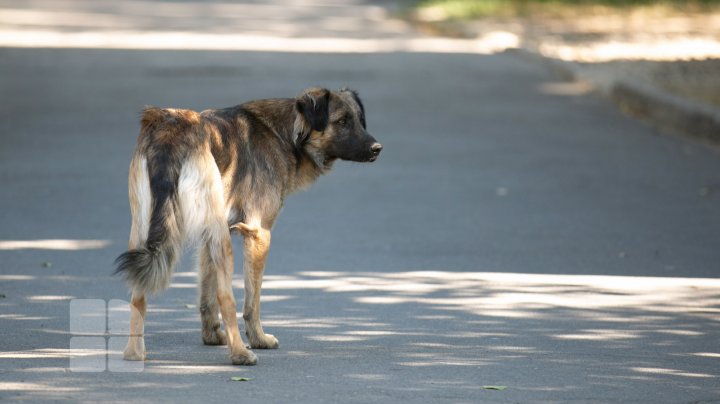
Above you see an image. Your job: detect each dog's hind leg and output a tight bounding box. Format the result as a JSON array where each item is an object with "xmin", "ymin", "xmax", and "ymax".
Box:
[
  {"xmin": 123, "ymin": 223, "xmax": 149, "ymax": 361},
  {"xmin": 241, "ymin": 221, "xmax": 279, "ymax": 350},
  {"xmin": 198, "ymin": 244, "xmax": 227, "ymax": 346},
  {"xmin": 123, "ymin": 291, "xmax": 147, "ymax": 360},
  {"xmin": 123, "ymin": 157, "xmax": 150, "ymax": 361},
  {"xmin": 181, "ymin": 147, "xmax": 254, "ymax": 364},
  {"xmin": 210, "ymin": 233, "xmax": 257, "ymax": 365}
]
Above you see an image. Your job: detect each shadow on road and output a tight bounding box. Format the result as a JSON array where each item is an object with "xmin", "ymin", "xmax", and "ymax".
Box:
[{"xmin": 2, "ymin": 267, "xmax": 720, "ymax": 401}]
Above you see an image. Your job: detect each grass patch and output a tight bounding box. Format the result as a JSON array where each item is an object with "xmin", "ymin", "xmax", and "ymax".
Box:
[{"xmin": 415, "ymin": 0, "xmax": 720, "ymax": 20}]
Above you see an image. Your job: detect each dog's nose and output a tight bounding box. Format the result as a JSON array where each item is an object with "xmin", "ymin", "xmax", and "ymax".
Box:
[{"xmin": 371, "ymin": 143, "xmax": 383, "ymax": 155}]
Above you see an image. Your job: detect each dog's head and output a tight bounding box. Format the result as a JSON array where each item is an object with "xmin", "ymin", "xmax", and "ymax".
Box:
[{"xmin": 294, "ymin": 88, "xmax": 382, "ymax": 168}]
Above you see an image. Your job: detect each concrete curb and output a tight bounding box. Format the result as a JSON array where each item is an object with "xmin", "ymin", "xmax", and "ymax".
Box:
[{"xmin": 610, "ymin": 80, "xmax": 720, "ymax": 145}]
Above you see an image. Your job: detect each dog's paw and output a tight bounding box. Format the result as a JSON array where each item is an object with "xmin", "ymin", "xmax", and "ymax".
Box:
[
  {"xmin": 202, "ymin": 328, "xmax": 228, "ymax": 346},
  {"xmin": 123, "ymin": 347, "xmax": 146, "ymax": 361},
  {"xmin": 230, "ymin": 350, "xmax": 257, "ymax": 366},
  {"xmin": 123, "ymin": 338, "xmax": 146, "ymax": 361},
  {"xmin": 248, "ymin": 333, "xmax": 279, "ymax": 350}
]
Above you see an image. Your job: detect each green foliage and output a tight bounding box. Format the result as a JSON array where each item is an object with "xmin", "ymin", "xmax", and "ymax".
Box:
[{"xmin": 417, "ymin": 0, "xmax": 720, "ymax": 19}]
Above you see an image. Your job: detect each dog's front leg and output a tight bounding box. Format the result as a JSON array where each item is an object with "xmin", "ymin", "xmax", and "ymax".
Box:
[{"xmin": 241, "ymin": 225, "xmax": 279, "ymax": 349}]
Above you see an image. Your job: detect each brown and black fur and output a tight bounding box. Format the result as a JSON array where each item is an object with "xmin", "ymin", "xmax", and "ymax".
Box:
[{"xmin": 115, "ymin": 88, "xmax": 381, "ymax": 365}]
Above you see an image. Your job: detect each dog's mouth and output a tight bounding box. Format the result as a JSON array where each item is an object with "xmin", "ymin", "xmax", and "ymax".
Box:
[
  {"xmin": 345, "ymin": 154, "xmax": 379, "ymax": 163},
  {"xmin": 322, "ymin": 157, "xmax": 337, "ymax": 169}
]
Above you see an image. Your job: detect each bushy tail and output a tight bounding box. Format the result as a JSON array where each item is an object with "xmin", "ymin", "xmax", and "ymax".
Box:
[
  {"xmin": 114, "ymin": 211, "xmax": 181, "ymax": 295},
  {"xmin": 114, "ymin": 246, "xmax": 177, "ymax": 295},
  {"xmin": 114, "ymin": 107, "xmax": 188, "ymax": 295}
]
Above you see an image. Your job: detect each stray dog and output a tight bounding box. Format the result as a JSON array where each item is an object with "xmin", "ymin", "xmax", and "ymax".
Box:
[{"xmin": 115, "ymin": 88, "xmax": 381, "ymax": 365}]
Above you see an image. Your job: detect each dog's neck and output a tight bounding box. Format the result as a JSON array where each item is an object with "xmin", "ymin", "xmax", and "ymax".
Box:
[
  {"xmin": 290, "ymin": 155, "xmax": 327, "ymax": 192},
  {"xmin": 241, "ymin": 99, "xmax": 297, "ymax": 144},
  {"xmin": 241, "ymin": 99, "xmax": 331, "ymax": 192}
]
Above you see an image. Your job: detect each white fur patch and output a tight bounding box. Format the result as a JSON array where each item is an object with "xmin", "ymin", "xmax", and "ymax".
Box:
[
  {"xmin": 177, "ymin": 149, "xmax": 228, "ymax": 253},
  {"xmin": 129, "ymin": 156, "xmax": 152, "ymax": 248}
]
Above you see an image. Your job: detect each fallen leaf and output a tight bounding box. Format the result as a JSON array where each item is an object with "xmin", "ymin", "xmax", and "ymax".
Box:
[
  {"xmin": 230, "ymin": 377, "xmax": 252, "ymax": 382},
  {"xmin": 184, "ymin": 304, "xmax": 197, "ymax": 309},
  {"xmin": 42, "ymin": 261, "xmax": 53, "ymax": 268},
  {"xmin": 482, "ymin": 385, "xmax": 507, "ymax": 391}
]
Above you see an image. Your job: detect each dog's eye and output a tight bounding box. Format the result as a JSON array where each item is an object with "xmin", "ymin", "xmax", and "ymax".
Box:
[{"xmin": 337, "ymin": 118, "xmax": 347, "ymax": 126}]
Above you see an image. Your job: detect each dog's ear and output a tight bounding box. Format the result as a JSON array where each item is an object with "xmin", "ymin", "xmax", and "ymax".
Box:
[
  {"xmin": 295, "ymin": 88, "xmax": 330, "ymax": 146},
  {"xmin": 344, "ymin": 88, "xmax": 366, "ymax": 129}
]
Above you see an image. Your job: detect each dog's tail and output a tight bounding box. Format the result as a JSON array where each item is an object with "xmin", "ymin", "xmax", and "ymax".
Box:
[{"xmin": 114, "ymin": 107, "xmax": 190, "ymax": 295}]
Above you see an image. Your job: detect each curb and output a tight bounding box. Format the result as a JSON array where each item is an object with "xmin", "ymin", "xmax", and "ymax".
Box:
[{"xmin": 610, "ymin": 81, "xmax": 720, "ymax": 145}]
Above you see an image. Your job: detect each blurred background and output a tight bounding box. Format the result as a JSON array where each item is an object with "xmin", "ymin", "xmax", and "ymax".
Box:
[
  {"xmin": 409, "ymin": 0, "xmax": 720, "ymax": 113},
  {"xmin": 1, "ymin": 1, "xmax": 720, "ymax": 402},
  {"xmin": 2, "ymin": 0, "xmax": 720, "ymax": 104}
]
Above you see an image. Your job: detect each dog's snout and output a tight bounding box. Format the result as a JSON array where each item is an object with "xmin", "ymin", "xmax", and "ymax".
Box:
[{"xmin": 371, "ymin": 143, "xmax": 383, "ymax": 155}]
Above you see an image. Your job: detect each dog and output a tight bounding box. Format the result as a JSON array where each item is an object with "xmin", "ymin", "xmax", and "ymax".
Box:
[{"xmin": 114, "ymin": 88, "xmax": 381, "ymax": 365}]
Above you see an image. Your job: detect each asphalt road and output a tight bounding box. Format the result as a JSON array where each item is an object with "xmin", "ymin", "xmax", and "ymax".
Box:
[{"xmin": 1, "ymin": 1, "xmax": 720, "ymax": 403}]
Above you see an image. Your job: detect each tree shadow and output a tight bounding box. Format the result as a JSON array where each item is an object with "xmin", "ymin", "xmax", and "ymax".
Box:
[{"xmin": 6, "ymin": 268, "xmax": 719, "ymax": 401}]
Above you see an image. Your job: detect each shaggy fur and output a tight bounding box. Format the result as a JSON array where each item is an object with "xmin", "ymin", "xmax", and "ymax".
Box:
[{"xmin": 114, "ymin": 88, "xmax": 381, "ymax": 365}]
